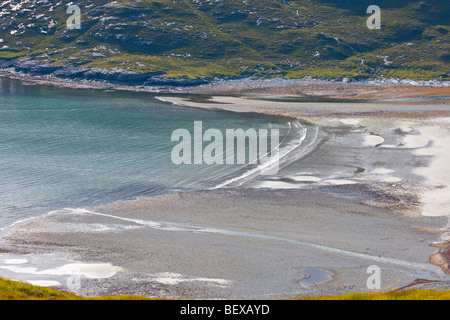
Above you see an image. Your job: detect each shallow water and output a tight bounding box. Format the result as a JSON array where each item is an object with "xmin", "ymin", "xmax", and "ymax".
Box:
[
  {"xmin": 300, "ymin": 268, "xmax": 333, "ymax": 286},
  {"xmin": 0, "ymin": 77, "xmax": 299, "ymax": 228},
  {"xmin": 1, "ymin": 77, "xmax": 445, "ymax": 230}
]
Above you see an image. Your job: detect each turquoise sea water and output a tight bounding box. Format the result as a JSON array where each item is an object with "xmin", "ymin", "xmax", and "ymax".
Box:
[{"xmin": 0, "ymin": 77, "xmax": 301, "ymax": 228}]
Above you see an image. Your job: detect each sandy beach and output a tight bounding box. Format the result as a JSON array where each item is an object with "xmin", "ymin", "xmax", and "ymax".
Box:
[
  {"xmin": 0, "ymin": 77, "xmax": 450, "ymax": 299},
  {"xmin": 1, "ymin": 187, "xmax": 448, "ymax": 299}
]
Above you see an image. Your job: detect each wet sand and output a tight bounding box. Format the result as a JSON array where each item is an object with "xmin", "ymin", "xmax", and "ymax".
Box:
[
  {"xmin": 1, "ymin": 188, "xmax": 448, "ymax": 299},
  {"xmin": 1, "ymin": 79, "xmax": 450, "ymax": 299}
]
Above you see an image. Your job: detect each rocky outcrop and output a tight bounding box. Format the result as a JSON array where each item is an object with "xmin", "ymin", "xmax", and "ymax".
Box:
[
  {"xmin": 0, "ymin": 59, "xmax": 63, "ymax": 75},
  {"xmin": 0, "ymin": 59, "xmax": 208, "ymax": 87}
]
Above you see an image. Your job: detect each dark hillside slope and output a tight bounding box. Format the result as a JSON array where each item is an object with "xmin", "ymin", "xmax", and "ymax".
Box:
[{"xmin": 0, "ymin": 0, "xmax": 448, "ymax": 83}]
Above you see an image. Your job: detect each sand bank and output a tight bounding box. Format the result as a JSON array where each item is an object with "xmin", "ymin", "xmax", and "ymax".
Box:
[
  {"xmin": 1, "ymin": 189, "xmax": 448, "ymax": 299},
  {"xmin": 156, "ymin": 95, "xmax": 450, "ymax": 120}
]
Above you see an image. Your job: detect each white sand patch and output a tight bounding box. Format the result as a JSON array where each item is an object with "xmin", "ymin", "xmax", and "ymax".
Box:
[
  {"xmin": 413, "ymin": 119, "xmax": 450, "ymax": 217},
  {"xmin": 381, "ymin": 176, "xmax": 402, "ymax": 183},
  {"xmin": 371, "ymin": 168, "xmax": 395, "ymax": 175},
  {"xmin": 416, "ymin": 185, "xmax": 450, "ymax": 218},
  {"xmin": 339, "ymin": 119, "xmax": 362, "ymax": 126},
  {"xmin": 369, "ymin": 167, "xmax": 402, "ymax": 182},
  {"xmin": 322, "ymin": 179, "xmax": 358, "ymax": 185},
  {"xmin": 363, "ymin": 134, "xmax": 384, "ymax": 147},
  {"xmin": 4, "ymin": 259, "xmax": 28, "ymax": 264},
  {"xmin": 401, "ymin": 135, "xmax": 429, "ymax": 149},
  {"xmin": 51, "ymin": 263, "xmax": 121, "ymax": 278},
  {"xmin": 0, "ymin": 262, "xmax": 121, "ymax": 279},
  {"xmin": 144, "ymin": 272, "xmax": 232, "ymax": 287},
  {"xmin": 413, "ymin": 147, "xmax": 440, "ymax": 156},
  {"xmin": 396, "ymin": 126, "xmax": 413, "ymax": 134},
  {"xmin": 0, "ymin": 265, "xmax": 37, "ymax": 274},
  {"xmin": 28, "ymin": 280, "xmax": 61, "ymax": 287},
  {"xmin": 252, "ymin": 180, "xmax": 299, "ymax": 189}
]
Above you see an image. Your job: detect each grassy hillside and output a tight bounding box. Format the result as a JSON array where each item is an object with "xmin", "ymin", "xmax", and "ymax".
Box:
[{"xmin": 0, "ymin": 0, "xmax": 448, "ymax": 81}]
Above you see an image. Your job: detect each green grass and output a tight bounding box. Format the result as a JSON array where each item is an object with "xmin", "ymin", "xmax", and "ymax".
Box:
[
  {"xmin": 0, "ymin": 278, "xmax": 152, "ymax": 300},
  {"xmin": 1, "ymin": 277, "xmax": 449, "ymax": 300},
  {"xmin": 304, "ymin": 289, "xmax": 450, "ymax": 300}
]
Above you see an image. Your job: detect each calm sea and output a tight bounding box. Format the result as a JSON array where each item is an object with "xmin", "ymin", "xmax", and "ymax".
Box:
[{"xmin": 0, "ymin": 77, "xmax": 304, "ymax": 228}]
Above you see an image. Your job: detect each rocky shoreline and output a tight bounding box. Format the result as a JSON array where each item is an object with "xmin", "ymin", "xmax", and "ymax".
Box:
[
  {"xmin": 0, "ymin": 59, "xmax": 208, "ymax": 88},
  {"xmin": 1, "ymin": 59, "xmax": 449, "ymax": 98}
]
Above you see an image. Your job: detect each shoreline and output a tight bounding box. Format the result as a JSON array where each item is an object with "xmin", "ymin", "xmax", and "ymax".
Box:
[
  {"xmin": 1, "ymin": 70, "xmax": 450, "ymax": 98},
  {"xmin": 0, "ymin": 73, "xmax": 450, "ymax": 298},
  {"xmin": 155, "ymin": 95, "xmax": 450, "ymax": 120},
  {"xmin": 3, "ymin": 70, "xmax": 449, "ymax": 120}
]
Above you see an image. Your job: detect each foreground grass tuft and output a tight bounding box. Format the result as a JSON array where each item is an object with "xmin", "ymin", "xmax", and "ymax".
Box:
[
  {"xmin": 0, "ymin": 278, "xmax": 151, "ymax": 300},
  {"xmin": 303, "ymin": 289, "xmax": 450, "ymax": 300},
  {"xmin": 1, "ymin": 278, "xmax": 449, "ymax": 300}
]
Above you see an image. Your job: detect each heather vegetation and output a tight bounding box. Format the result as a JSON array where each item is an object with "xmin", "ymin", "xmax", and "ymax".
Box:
[{"xmin": 0, "ymin": 0, "xmax": 448, "ymax": 82}]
